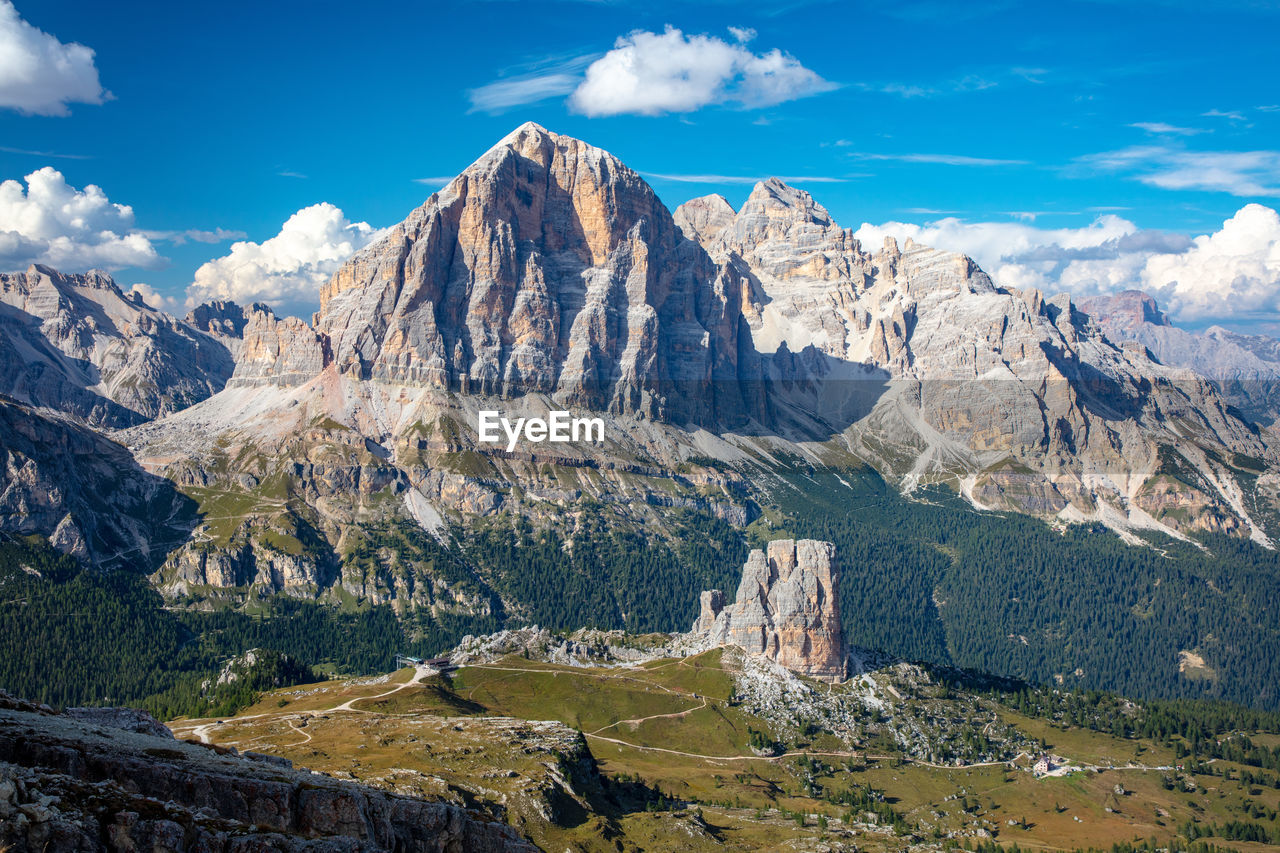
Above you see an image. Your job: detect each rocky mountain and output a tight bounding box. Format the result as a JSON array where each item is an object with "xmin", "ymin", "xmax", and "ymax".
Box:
[
  {"xmin": 313, "ymin": 121, "xmax": 760, "ymax": 424},
  {"xmin": 1079, "ymin": 289, "xmax": 1280, "ymax": 424},
  {"xmin": 0, "ymin": 396, "xmax": 196, "ymax": 569},
  {"xmin": 0, "ymin": 265, "xmax": 238, "ymax": 428},
  {"xmin": 185, "ymin": 298, "xmax": 252, "ymax": 360},
  {"xmin": 689, "ymin": 538, "xmax": 848, "ymax": 681},
  {"xmin": 108, "ymin": 121, "xmax": 1280, "ymax": 613},
  {"xmin": 676, "ymin": 182, "xmax": 1276, "ymax": 540}
]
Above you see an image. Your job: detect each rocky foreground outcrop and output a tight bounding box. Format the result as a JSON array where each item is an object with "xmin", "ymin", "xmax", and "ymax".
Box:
[
  {"xmin": 690, "ymin": 539, "xmax": 848, "ymax": 681},
  {"xmin": 0, "ymin": 692, "xmax": 534, "ymax": 852}
]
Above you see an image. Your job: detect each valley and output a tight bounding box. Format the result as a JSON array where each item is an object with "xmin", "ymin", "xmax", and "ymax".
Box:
[
  {"xmin": 166, "ymin": 639, "xmax": 1280, "ymax": 852},
  {"xmin": 4, "ymin": 121, "xmax": 1280, "ymax": 852}
]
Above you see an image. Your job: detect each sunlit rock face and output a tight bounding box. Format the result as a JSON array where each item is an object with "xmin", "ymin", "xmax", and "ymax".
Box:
[
  {"xmin": 316, "ymin": 121, "xmax": 762, "ymax": 426},
  {"xmin": 0, "ymin": 264, "xmax": 236, "ymax": 427},
  {"xmin": 692, "ymin": 539, "xmax": 848, "ymax": 681}
]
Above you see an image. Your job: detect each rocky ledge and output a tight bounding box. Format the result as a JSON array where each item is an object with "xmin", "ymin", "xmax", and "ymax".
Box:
[{"xmin": 0, "ymin": 691, "xmax": 534, "ymax": 852}]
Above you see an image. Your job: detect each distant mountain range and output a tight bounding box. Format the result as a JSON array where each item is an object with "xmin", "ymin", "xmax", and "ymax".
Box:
[
  {"xmin": 1078, "ymin": 289, "xmax": 1280, "ymax": 424},
  {"xmin": 5, "ymin": 123, "xmax": 1280, "ymax": 707},
  {"xmin": 6, "ymin": 120, "xmax": 1280, "ymax": 575}
]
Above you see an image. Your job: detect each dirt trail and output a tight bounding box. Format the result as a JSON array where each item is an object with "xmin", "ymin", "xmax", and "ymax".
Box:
[
  {"xmin": 175, "ymin": 660, "xmax": 1175, "ymax": 777},
  {"xmin": 172, "ymin": 666, "xmax": 432, "ymax": 744},
  {"xmin": 586, "ymin": 698, "xmax": 709, "ymax": 735}
]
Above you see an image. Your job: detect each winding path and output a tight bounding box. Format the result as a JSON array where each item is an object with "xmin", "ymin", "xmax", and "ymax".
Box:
[
  {"xmin": 172, "ymin": 666, "xmax": 433, "ymax": 745},
  {"xmin": 174, "ymin": 660, "xmax": 1178, "ymax": 778}
]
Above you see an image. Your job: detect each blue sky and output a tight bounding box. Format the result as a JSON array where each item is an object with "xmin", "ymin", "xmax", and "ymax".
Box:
[{"xmin": 2, "ymin": 0, "xmax": 1279, "ymax": 328}]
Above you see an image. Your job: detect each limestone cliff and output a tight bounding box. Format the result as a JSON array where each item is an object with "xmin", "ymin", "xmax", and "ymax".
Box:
[
  {"xmin": 112, "ymin": 122, "xmax": 1280, "ymax": 609},
  {"xmin": 675, "ymin": 183, "xmax": 1277, "ymax": 542},
  {"xmin": 316, "ymin": 121, "xmax": 761, "ymax": 425},
  {"xmin": 690, "ymin": 539, "xmax": 847, "ymax": 681},
  {"xmin": 229, "ymin": 303, "xmax": 329, "ymax": 387},
  {"xmin": 0, "ymin": 265, "xmax": 236, "ymax": 427}
]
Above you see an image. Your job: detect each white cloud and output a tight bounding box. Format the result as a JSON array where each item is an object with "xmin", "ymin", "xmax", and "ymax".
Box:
[
  {"xmin": 0, "ymin": 166, "xmax": 164, "ymax": 270},
  {"xmin": 645, "ymin": 171, "xmax": 848, "ymax": 184},
  {"xmin": 852, "ymin": 152, "xmax": 1028, "ymax": 167},
  {"xmin": 1129, "ymin": 121, "xmax": 1206, "ymax": 136},
  {"xmin": 0, "ymin": 1, "xmax": 107, "ymax": 116},
  {"xmin": 140, "ymin": 227, "xmax": 247, "ymax": 246},
  {"xmin": 855, "ymin": 72, "xmax": 1000, "ymax": 100},
  {"xmin": 0, "ymin": 144, "xmax": 90, "ymax": 159},
  {"xmin": 1202, "ymin": 108, "xmax": 1249, "ymax": 123},
  {"xmin": 1081, "ymin": 145, "xmax": 1280, "ymax": 197},
  {"xmin": 1142, "ymin": 204, "xmax": 1280, "ymax": 323},
  {"xmin": 856, "ymin": 204, "xmax": 1280, "ymax": 327},
  {"xmin": 127, "ymin": 282, "xmax": 178, "ymax": 312},
  {"xmin": 186, "ymin": 203, "xmax": 383, "ymax": 312},
  {"xmin": 854, "ymin": 214, "xmax": 1141, "ymax": 280},
  {"xmin": 567, "ymin": 27, "xmax": 835, "ymax": 117},
  {"xmin": 468, "ymin": 72, "xmax": 580, "ymax": 113}
]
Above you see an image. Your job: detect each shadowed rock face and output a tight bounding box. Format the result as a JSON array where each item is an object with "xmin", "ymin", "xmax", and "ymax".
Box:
[
  {"xmin": 692, "ymin": 539, "xmax": 847, "ymax": 681},
  {"xmin": 0, "ymin": 397, "xmax": 197, "ymax": 570},
  {"xmin": 1079, "ymin": 289, "xmax": 1280, "ymax": 424}
]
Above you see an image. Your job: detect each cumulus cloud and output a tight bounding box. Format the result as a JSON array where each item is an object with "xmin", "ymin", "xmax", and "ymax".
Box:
[
  {"xmin": 1142, "ymin": 204, "xmax": 1280, "ymax": 323},
  {"xmin": 856, "ymin": 204, "xmax": 1280, "ymax": 327},
  {"xmin": 0, "ymin": 166, "xmax": 164, "ymax": 270},
  {"xmin": 186, "ymin": 203, "xmax": 383, "ymax": 312},
  {"xmin": 853, "ymin": 214, "xmax": 1142, "ymax": 281},
  {"xmin": 468, "ymin": 27, "xmax": 834, "ymax": 117},
  {"xmin": 0, "ymin": 1, "xmax": 107, "ymax": 116},
  {"xmin": 569, "ymin": 27, "xmax": 835, "ymax": 117},
  {"xmin": 127, "ymin": 282, "xmax": 178, "ymax": 312}
]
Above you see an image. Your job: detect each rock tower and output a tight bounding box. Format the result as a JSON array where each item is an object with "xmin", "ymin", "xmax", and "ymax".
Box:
[{"xmin": 691, "ymin": 539, "xmax": 847, "ymax": 681}]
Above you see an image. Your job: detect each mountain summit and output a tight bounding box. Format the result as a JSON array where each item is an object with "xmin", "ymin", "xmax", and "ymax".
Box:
[
  {"xmin": 0, "ymin": 123, "xmax": 1270, "ymax": 600},
  {"xmin": 311, "ymin": 121, "xmax": 759, "ymax": 425}
]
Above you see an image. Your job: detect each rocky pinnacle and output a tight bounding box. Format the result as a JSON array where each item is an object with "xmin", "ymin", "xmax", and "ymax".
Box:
[{"xmin": 691, "ymin": 539, "xmax": 848, "ymax": 681}]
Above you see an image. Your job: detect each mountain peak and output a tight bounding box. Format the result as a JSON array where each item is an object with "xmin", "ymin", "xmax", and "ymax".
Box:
[
  {"xmin": 673, "ymin": 193, "xmax": 737, "ymax": 246},
  {"xmin": 1077, "ymin": 289, "xmax": 1170, "ymax": 330},
  {"xmin": 742, "ymin": 178, "xmax": 834, "ymax": 229},
  {"xmin": 313, "ymin": 118, "xmax": 753, "ymax": 423},
  {"xmin": 23, "ymin": 263, "xmax": 119, "ymax": 293},
  {"xmin": 507, "ymin": 119, "xmax": 552, "ymax": 137}
]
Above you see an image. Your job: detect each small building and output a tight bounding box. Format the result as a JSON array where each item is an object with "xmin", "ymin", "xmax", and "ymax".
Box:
[
  {"xmin": 394, "ymin": 654, "xmax": 456, "ymax": 672},
  {"xmin": 1033, "ymin": 755, "xmax": 1054, "ymax": 775}
]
